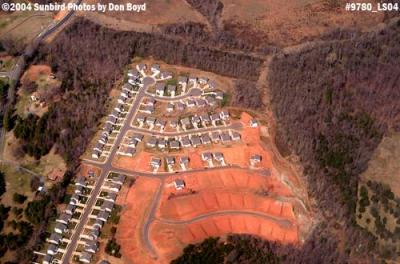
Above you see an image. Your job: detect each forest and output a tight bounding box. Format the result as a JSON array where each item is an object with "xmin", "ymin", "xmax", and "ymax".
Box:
[{"xmin": 268, "ymin": 18, "xmax": 400, "ymax": 260}]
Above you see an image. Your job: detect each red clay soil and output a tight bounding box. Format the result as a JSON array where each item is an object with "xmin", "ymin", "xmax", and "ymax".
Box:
[
  {"xmin": 149, "ymin": 214, "xmax": 298, "ymax": 263},
  {"xmin": 158, "ymin": 190, "xmax": 295, "ymax": 222},
  {"xmin": 116, "ymin": 177, "xmax": 161, "ymax": 264}
]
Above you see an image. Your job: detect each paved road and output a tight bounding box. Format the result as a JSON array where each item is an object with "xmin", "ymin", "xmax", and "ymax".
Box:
[
  {"xmin": 156, "ymin": 210, "xmax": 293, "ymax": 228},
  {"xmin": 0, "ymin": 0, "xmax": 81, "ymax": 160},
  {"xmin": 61, "ymin": 77, "xmax": 154, "ymax": 263}
]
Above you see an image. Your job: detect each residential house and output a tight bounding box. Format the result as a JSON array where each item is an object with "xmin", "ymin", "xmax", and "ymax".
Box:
[
  {"xmin": 47, "ymin": 244, "xmax": 58, "ymax": 256},
  {"xmin": 93, "ymin": 219, "xmax": 104, "ymax": 229},
  {"xmin": 169, "ymin": 140, "xmax": 180, "ymax": 150},
  {"xmin": 196, "ymin": 98, "xmax": 206, "ymax": 107},
  {"xmin": 200, "ymin": 114, "xmax": 210, "ymax": 125},
  {"xmin": 186, "ymin": 99, "xmax": 196, "ymax": 108},
  {"xmin": 231, "ymin": 131, "xmax": 241, "ymax": 141},
  {"xmin": 178, "ymin": 76, "xmax": 188, "ymax": 86},
  {"xmin": 176, "ymin": 102, "xmax": 186, "ymax": 111},
  {"xmin": 151, "ymin": 64, "xmax": 160, "ymax": 73},
  {"xmin": 165, "ymin": 156, "xmax": 175, "ymax": 166},
  {"xmin": 208, "ymin": 80, "xmax": 217, "ymax": 89},
  {"xmin": 85, "ymin": 241, "xmax": 99, "ymax": 254},
  {"xmin": 160, "ymin": 71, "xmax": 172, "ymax": 79},
  {"xmin": 220, "ymin": 110, "xmax": 230, "ymax": 120},
  {"xmin": 198, "ymin": 77, "xmax": 208, "ymax": 85},
  {"xmin": 117, "ymin": 95, "xmax": 127, "ymax": 104},
  {"xmin": 70, "ymin": 194, "xmax": 79, "ymax": 205},
  {"xmin": 150, "ymin": 157, "xmax": 162, "ymax": 168},
  {"xmin": 48, "ymin": 233, "xmax": 62, "ymax": 245},
  {"xmin": 97, "ymin": 211, "xmax": 110, "ymax": 222},
  {"xmin": 180, "ymin": 117, "xmax": 191, "ymax": 129},
  {"xmin": 54, "ymin": 223, "xmax": 67, "ymax": 234},
  {"xmin": 75, "ymin": 176, "xmax": 86, "ymax": 187},
  {"xmin": 103, "ymin": 182, "xmax": 121, "ymax": 193},
  {"xmin": 122, "ymin": 83, "xmax": 133, "ymax": 92},
  {"xmin": 167, "ymin": 85, "xmax": 176, "ymax": 97},
  {"xmin": 220, "ymin": 132, "xmax": 231, "ymax": 143},
  {"xmin": 180, "ymin": 156, "xmax": 189, "ymax": 170},
  {"xmin": 174, "ymin": 179, "xmax": 185, "ymax": 190},
  {"xmin": 80, "ymin": 252, "xmax": 93, "ymax": 264},
  {"xmin": 106, "ymin": 116, "xmax": 118, "ymax": 125},
  {"xmin": 141, "ymin": 105, "xmax": 154, "ymax": 114},
  {"xmin": 74, "ymin": 185, "xmax": 83, "ymax": 195},
  {"xmin": 144, "ymin": 97, "xmax": 156, "ymax": 106},
  {"xmin": 190, "ymin": 136, "xmax": 201, "ymax": 147},
  {"xmin": 43, "ymin": 255, "xmax": 53, "ymax": 264},
  {"xmin": 211, "ymin": 131, "xmax": 220, "ymax": 143},
  {"xmin": 104, "ymin": 123, "xmax": 114, "ymax": 135},
  {"xmin": 201, "ymin": 152, "xmax": 212, "ymax": 161},
  {"xmin": 191, "ymin": 115, "xmax": 201, "ymax": 127},
  {"xmin": 250, "ymin": 119, "xmax": 258, "ymax": 127},
  {"xmin": 213, "ymin": 152, "xmax": 224, "ymax": 163},
  {"xmin": 137, "ymin": 63, "xmax": 147, "ymax": 71},
  {"xmin": 205, "ymin": 96, "xmax": 217, "ymax": 106},
  {"xmin": 158, "ymin": 139, "xmax": 167, "ymax": 149},
  {"xmin": 169, "ymin": 119, "xmax": 178, "ymax": 128},
  {"xmin": 65, "ymin": 204, "xmax": 76, "ymax": 215},
  {"xmin": 132, "ymin": 134, "xmax": 144, "ymax": 142},
  {"xmin": 136, "ymin": 115, "xmax": 145, "ymax": 126},
  {"xmin": 201, "ymin": 134, "xmax": 211, "ymax": 144},
  {"xmin": 188, "ymin": 76, "xmax": 197, "ymax": 84},
  {"xmin": 147, "ymin": 137, "xmax": 158, "ymax": 148},
  {"xmin": 111, "ymin": 174, "xmax": 126, "ymax": 185},
  {"xmin": 250, "ymin": 154, "xmax": 262, "ymax": 165},
  {"xmin": 155, "ymin": 119, "xmax": 166, "ymax": 129},
  {"xmin": 56, "ymin": 213, "xmax": 72, "ymax": 225},
  {"xmin": 155, "ymin": 83, "xmax": 165, "ymax": 96},
  {"xmin": 101, "ymin": 200, "xmax": 114, "ymax": 213},
  {"xmin": 180, "ymin": 136, "xmax": 191, "ymax": 147},
  {"xmin": 105, "ymin": 192, "xmax": 117, "ymax": 203},
  {"xmin": 210, "ymin": 113, "xmax": 221, "ymax": 125},
  {"xmin": 146, "ymin": 116, "xmax": 156, "ymax": 126},
  {"xmin": 216, "ymin": 91, "xmax": 224, "ymax": 100},
  {"xmin": 166, "ymin": 103, "xmax": 174, "ymax": 112},
  {"xmin": 127, "ymin": 69, "xmax": 140, "ymax": 79}
]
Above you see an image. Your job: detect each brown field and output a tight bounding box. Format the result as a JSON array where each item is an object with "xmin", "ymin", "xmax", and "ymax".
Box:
[
  {"xmin": 220, "ymin": 0, "xmax": 383, "ymax": 46},
  {"xmin": 81, "ymin": 0, "xmax": 207, "ymax": 30},
  {"xmin": 116, "ymin": 177, "xmax": 161, "ymax": 264},
  {"xmin": 149, "ymin": 214, "xmax": 298, "ymax": 263}
]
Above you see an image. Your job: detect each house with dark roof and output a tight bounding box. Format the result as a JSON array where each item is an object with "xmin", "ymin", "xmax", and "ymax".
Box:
[
  {"xmin": 156, "ymin": 83, "xmax": 165, "ymax": 96},
  {"xmin": 147, "ymin": 137, "xmax": 158, "ymax": 148},
  {"xmin": 47, "ymin": 244, "xmax": 58, "ymax": 256},
  {"xmin": 201, "ymin": 152, "xmax": 212, "ymax": 161},
  {"xmin": 101, "ymin": 200, "xmax": 114, "ymax": 213},
  {"xmin": 190, "ymin": 136, "xmax": 201, "ymax": 147},
  {"xmin": 151, "ymin": 64, "xmax": 160, "ymax": 73},
  {"xmin": 160, "ymin": 71, "xmax": 172, "ymax": 79},
  {"xmin": 211, "ymin": 131, "xmax": 220, "ymax": 143},
  {"xmin": 137, "ymin": 63, "xmax": 147, "ymax": 71},
  {"xmin": 48, "ymin": 233, "xmax": 62, "ymax": 245},
  {"xmin": 97, "ymin": 211, "xmax": 110, "ymax": 222},
  {"xmin": 180, "ymin": 136, "xmax": 191, "ymax": 147},
  {"xmin": 54, "ymin": 223, "xmax": 67, "ymax": 234},
  {"xmin": 201, "ymin": 134, "xmax": 211, "ymax": 144},
  {"xmin": 80, "ymin": 252, "xmax": 93, "ymax": 264},
  {"xmin": 57, "ymin": 213, "xmax": 72, "ymax": 225},
  {"xmin": 170, "ymin": 140, "xmax": 180, "ymax": 150},
  {"xmin": 150, "ymin": 157, "xmax": 162, "ymax": 168},
  {"xmin": 166, "ymin": 103, "xmax": 174, "ymax": 112}
]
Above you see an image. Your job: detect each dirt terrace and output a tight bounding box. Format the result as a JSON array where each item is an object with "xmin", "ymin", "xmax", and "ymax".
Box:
[{"xmin": 114, "ymin": 112, "xmax": 307, "ymax": 263}]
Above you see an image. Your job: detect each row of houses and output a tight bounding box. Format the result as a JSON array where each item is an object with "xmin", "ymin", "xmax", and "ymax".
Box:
[
  {"xmin": 76, "ymin": 174, "xmax": 126, "ymax": 263},
  {"xmin": 92, "ymin": 80, "xmax": 140, "ymax": 159},
  {"xmin": 146, "ymin": 130, "xmax": 241, "ymax": 151},
  {"xmin": 44, "ymin": 176, "xmax": 93, "ymax": 263},
  {"xmin": 136, "ymin": 111, "xmax": 230, "ymax": 132},
  {"xmin": 201, "ymin": 152, "xmax": 226, "ymax": 166},
  {"xmin": 150, "ymin": 156, "xmax": 190, "ymax": 171},
  {"xmin": 117, "ymin": 133, "xmax": 144, "ymax": 157}
]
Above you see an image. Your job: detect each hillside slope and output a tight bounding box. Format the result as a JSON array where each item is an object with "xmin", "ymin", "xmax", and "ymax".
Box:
[{"xmin": 268, "ymin": 18, "xmax": 400, "ymax": 260}]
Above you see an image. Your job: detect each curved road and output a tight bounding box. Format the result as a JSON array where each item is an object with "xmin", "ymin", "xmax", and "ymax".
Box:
[{"xmin": 156, "ymin": 210, "xmax": 293, "ymax": 228}]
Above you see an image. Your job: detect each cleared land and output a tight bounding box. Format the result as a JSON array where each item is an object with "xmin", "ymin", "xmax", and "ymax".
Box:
[{"xmin": 116, "ymin": 177, "xmax": 161, "ymax": 264}]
